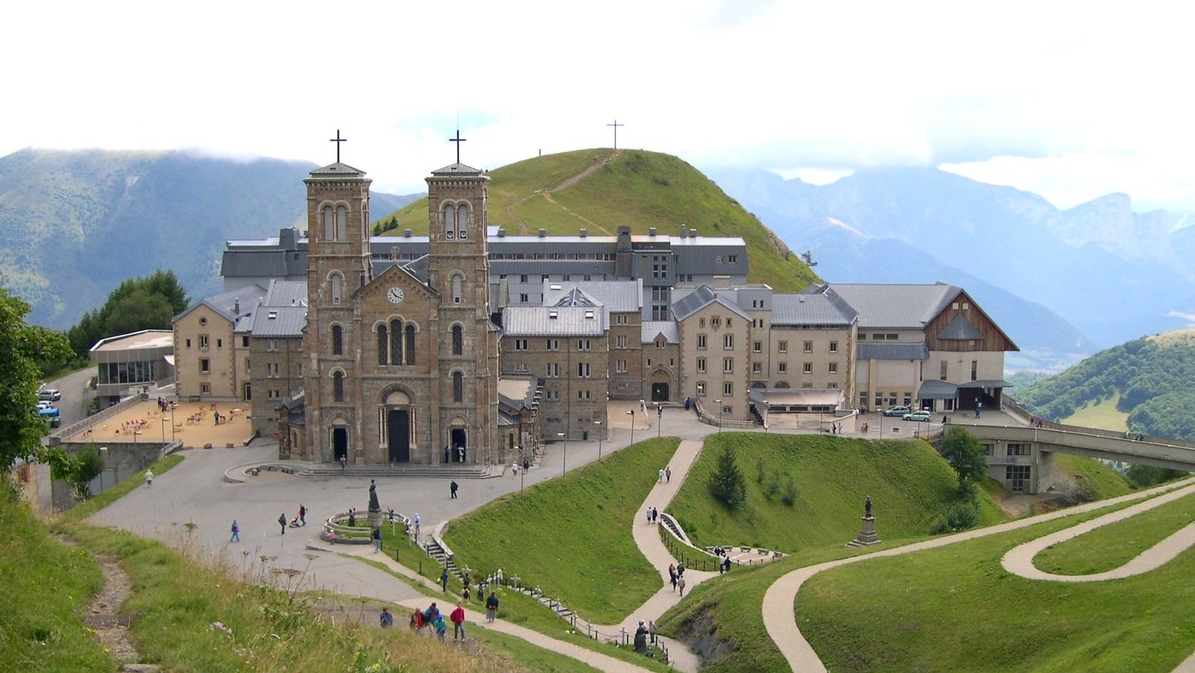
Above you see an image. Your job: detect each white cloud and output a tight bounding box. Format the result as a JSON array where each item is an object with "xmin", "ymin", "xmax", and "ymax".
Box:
[{"xmin": 3, "ymin": 0, "xmax": 1193, "ymax": 206}]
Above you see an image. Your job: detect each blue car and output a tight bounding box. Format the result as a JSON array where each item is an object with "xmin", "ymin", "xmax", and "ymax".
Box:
[{"xmin": 903, "ymin": 410, "xmax": 932, "ymax": 422}]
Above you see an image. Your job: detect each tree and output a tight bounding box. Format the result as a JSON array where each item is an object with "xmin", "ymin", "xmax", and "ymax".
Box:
[
  {"xmin": 0, "ymin": 285, "xmax": 72, "ymax": 471},
  {"xmin": 939, "ymin": 427, "xmax": 988, "ymax": 496},
  {"xmin": 66, "ymin": 270, "xmax": 189, "ymax": 360},
  {"xmin": 45, "ymin": 445, "xmax": 105, "ymax": 499},
  {"xmin": 708, "ymin": 444, "xmax": 748, "ymax": 510}
]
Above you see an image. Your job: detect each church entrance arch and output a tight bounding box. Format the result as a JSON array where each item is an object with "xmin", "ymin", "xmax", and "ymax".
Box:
[
  {"xmin": 450, "ymin": 426, "xmax": 468, "ymax": 463},
  {"xmin": 332, "ymin": 426, "xmax": 348, "ymax": 463},
  {"xmin": 384, "ymin": 390, "xmax": 413, "ymax": 464}
]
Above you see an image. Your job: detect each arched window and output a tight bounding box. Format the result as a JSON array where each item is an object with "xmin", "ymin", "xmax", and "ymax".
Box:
[
  {"xmin": 377, "ymin": 325, "xmax": 388, "ymax": 365},
  {"xmin": 333, "ymin": 371, "xmax": 344, "ymax": 402},
  {"xmin": 405, "ymin": 323, "xmax": 416, "ymax": 364},
  {"xmin": 390, "ymin": 319, "xmax": 403, "ymax": 364},
  {"xmin": 331, "ymin": 325, "xmax": 343, "ymax": 355},
  {"xmin": 452, "ymin": 371, "xmax": 463, "ymax": 402},
  {"xmin": 323, "ymin": 206, "xmax": 335, "ymax": 240},
  {"xmin": 452, "ymin": 325, "xmax": 463, "ymax": 355},
  {"xmin": 452, "ymin": 274, "xmax": 463, "ymax": 304},
  {"xmin": 336, "ymin": 205, "xmax": 348, "ymax": 240},
  {"xmin": 330, "ymin": 273, "xmax": 343, "ymax": 304},
  {"xmin": 444, "ymin": 204, "xmax": 456, "ymax": 239},
  {"xmin": 458, "ymin": 203, "xmax": 468, "ymax": 239}
]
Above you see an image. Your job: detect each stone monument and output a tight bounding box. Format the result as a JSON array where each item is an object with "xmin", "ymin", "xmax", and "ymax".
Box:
[
  {"xmin": 848, "ymin": 494, "xmax": 881, "ymax": 547},
  {"xmin": 367, "ymin": 479, "xmax": 382, "ymax": 529}
]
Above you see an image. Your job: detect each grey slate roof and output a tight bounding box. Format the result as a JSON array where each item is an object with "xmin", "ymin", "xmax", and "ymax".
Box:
[
  {"xmin": 938, "ymin": 314, "xmax": 983, "ymax": 340},
  {"xmin": 502, "ymin": 306, "xmax": 606, "ymax": 336},
  {"xmin": 672, "ymin": 285, "xmax": 752, "ymax": 322},
  {"xmin": 771, "ymin": 293, "xmax": 857, "ymax": 327},
  {"xmin": 543, "ymin": 280, "xmax": 642, "ymax": 312},
  {"xmin": 857, "ymin": 343, "xmax": 930, "ymax": 360},
  {"xmin": 917, "ymin": 380, "xmax": 959, "ymax": 399},
  {"xmin": 642, "ymin": 321, "xmax": 679, "ymax": 344},
  {"xmin": 263, "ymin": 280, "xmax": 307, "ymax": 307},
  {"xmin": 431, "ymin": 163, "xmax": 483, "ymax": 176},
  {"xmin": 309, "ymin": 162, "xmax": 366, "ymax": 177},
  {"xmin": 249, "ymin": 305, "xmax": 307, "ymax": 338},
  {"xmin": 173, "ymin": 286, "xmax": 265, "ymax": 324},
  {"xmin": 806, "ymin": 282, "xmax": 960, "ymax": 329}
]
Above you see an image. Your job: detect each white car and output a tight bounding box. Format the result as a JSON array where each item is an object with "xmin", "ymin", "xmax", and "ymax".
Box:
[{"xmin": 38, "ymin": 388, "xmax": 61, "ymax": 402}]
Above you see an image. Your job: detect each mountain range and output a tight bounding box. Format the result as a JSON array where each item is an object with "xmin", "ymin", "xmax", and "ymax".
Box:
[{"xmin": 705, "ymin": 166, "xmax": 1195, "ymax": 368}]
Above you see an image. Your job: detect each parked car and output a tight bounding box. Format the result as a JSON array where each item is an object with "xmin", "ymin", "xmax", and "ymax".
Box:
[
  {"xmin": 883, "ymin": 405, "xmax": 911, "ymax": 417},
  {"xmin": 37, "ymin": 405, "xmax": 61, "ymax": 428},
  {"xmin": 38, "ymin": 388, "xmax": 61, "ymax": 402},
  {"xmin": 37, "ymin": 400, "xmax": 54, "ymax": 410},
  {"xmin": 903, "ymin": 410, "xmax": 932, "ymax": 422}
]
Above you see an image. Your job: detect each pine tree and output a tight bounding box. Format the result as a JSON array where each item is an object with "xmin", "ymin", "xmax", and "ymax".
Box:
[{"xmin": 708, "ymin": 444, "xmax": 747, "ymax": 510}]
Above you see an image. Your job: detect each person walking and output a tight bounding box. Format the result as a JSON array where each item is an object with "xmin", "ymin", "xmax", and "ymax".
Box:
[
  {"xmin": 440, "ymin": 569, "xmax": 449, "ymax": 592},
  {"xmin": 144, "ymin": 469, "xmax": 153, "ymax": 487},
  {"xmin": 299, "ymin": 504, "xmax": 307, "ymax": 526},
  {"xmin": 665, "ymin": 466, "xmax": 671, "ymax": 483},
  {"xmin": 450, "ymin": 480, "xmax": 459, "ymax": 499},
  {"xmin": 512, "ymin": 462, "xmax": 518, "ymax": 477},
  {"xmin": 678, "ymin": 575, "xmax": 687, "ymax": 596},
  {"xmin": 975, "ymin": 402, "xmax": 982, "ymax": 418},
  {"xmin": 380, "ymin": 607, "xmax": 393, "ymax": 628},
  {"xmin": 278, "ymin": 513, "xmax": 287, "ymax": 535},
  {"xmin": 230, "ymin": 520, "xmax": 240, "ymax": 542},
  {"xmin": 485, "ymin": 592, "xmax": 499, "ymax": 622},
  {"xmin": 371, "ymin": 527, "xmax": 382, "ymax": 553},
  {"xmin": 433, "ymin": 614, "xmax": 447, "ymax": 642},
  {"xmin": 658, "ymin": 468, "xmax": 665, "ymax": 483},
  {"xmin": 413, "ymin": 512, "xmax": 421, "ymax": 539},
  {"xmin": 450, "ymin": 602, "xmax": 466, "ymax": 641}
]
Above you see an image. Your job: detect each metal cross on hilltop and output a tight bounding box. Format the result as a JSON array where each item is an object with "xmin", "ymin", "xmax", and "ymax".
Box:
[
  {"xmin": 449, "ymin": 129, "xmax": 466, "ymax": 164},
  {"xmin": 607, "ymin": 119, "xmax": 624, "ymax": 150},
  {"xmin": 330, "ymin": 130, "xmax": 347, "ymax": 163}
]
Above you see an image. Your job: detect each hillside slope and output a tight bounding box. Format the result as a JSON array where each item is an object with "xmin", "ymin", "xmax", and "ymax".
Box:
[
  {"xmin": 1012, "ymin": 329, "xmax": 1195, "ymax": 440},
  {"xmin": 378, "ymin": 149, "xmax": 819, "ymax": 292}
]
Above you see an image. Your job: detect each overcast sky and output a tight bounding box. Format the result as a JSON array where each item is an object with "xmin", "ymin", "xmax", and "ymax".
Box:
[{"xmin": 4, "ymin": 1, "xmax": 1189, "ymax": 210}]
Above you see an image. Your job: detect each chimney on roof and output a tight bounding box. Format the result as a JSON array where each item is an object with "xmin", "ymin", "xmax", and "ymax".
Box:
[
  {"xmin": 690, "ymin": 228, "xmax": 697, "ymax": 238},
  {"xmin": 497, "ymin": 228, "xmax": 506, "ymax": 237},
  {"xmin": 234, "ymin": 297, "xmax": 240, "ymax": 315},
  {"xmin": 648, "ymin": 227, "xmax": 657, "ymax": 237},
  {"xmin": 681, "ymin": 224, "xmax": 688, "ymax": 237},
  {"xmin": 579, "ymin": 228, "xmax": 587, "ymax": 238},
  {"xmin": 539, "ymin": 228, "xmax": 547, "ymax": 238},
  {"xmin": 404, "ymin": 229, "xmax": 412, "ymax": 238}
]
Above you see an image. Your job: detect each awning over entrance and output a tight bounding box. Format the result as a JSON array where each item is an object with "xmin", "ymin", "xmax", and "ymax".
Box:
[
  {"xmin": 917, "ymin": 380, "xmax": 959, "ymax": 400},
  {"xmin": 750, "ymin": 388, "xmax": 844, "ymax": 412},
  {"xmin": 959, "ymin": 379, "xmax": 1011, "ymax": 389}
]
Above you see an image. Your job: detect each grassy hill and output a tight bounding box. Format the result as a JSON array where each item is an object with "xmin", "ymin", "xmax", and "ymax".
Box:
[
  {"xmin": 1012, "ymin": 329, "xmax": 1195, "ymax": 440},
  {"xmin": 668, "ymin": 433, "xmax": 1007, "ymax": 551},
  {"xmin": 375, "ymin": 149, "xmax": 819, "ymax": 293}
]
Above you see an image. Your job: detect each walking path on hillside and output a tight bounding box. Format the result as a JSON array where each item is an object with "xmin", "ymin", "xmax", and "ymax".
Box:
[
  {"xmin": 761, "ymin": 478, "xmax": 1195, "ymax": 673},
  {"xmin": 503, "ymin": 149, "xmax": 621, "ymax": 235}
]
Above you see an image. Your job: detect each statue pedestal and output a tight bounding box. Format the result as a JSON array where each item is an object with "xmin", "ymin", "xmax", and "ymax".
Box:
[
  {"xmin": 368, "ymin": 509, "xmax": 382, "ymax": 529},
  {"xmin": 847, "ymin": 516, "xmax": 881, "ymax": 547}
]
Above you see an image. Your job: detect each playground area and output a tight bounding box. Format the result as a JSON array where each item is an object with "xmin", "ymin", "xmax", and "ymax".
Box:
[{"xmin": 67, "ymin": 399, "xmax": 258, "ymax": 448}]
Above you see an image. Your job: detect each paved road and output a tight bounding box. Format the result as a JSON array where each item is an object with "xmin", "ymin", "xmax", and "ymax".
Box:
[{"xmin": 761, "ymin": 478, "xmax": 1195, "ymax": 673}]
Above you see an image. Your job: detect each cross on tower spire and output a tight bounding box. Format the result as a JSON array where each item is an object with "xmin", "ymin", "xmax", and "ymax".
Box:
[
  {"xmin": 329, "ymin": 129, "xmax": 347, "ymax": 163},
  {"xmin": 607, "ymin": 119, "xmax": 625, "ymax": 150},
  {"xmin": 449, "ymin": 129, "xmax": 467, "ymax": 164}
]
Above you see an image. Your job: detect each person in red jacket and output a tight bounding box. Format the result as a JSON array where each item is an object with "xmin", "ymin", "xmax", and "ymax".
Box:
[{"xmin": 450, "ymin": 602, "xmax": 466, "ymax": 641}]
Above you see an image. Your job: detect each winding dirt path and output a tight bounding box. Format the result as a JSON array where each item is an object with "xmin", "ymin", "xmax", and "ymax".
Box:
[
  {"xmin": 504, "ymin": 150, "xmax": 621, "ymax": 235},
  {"xmin": 762, "ymin": 479, "xmax": 1195, "ymax": 672}
]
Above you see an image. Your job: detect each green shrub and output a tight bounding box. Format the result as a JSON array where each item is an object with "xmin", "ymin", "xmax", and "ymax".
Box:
[{"xmin": 929, "ymin": 502, "xmax": 979, "ymax": 534}]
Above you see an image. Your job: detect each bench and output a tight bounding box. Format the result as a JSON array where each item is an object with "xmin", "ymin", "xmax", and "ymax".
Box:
[{"xmin": 757, "ymin": 548, "xmax": 769, "ymax": 555}]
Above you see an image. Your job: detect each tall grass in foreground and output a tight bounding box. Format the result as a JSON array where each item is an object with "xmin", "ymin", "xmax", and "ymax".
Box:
[
  {"xmin": 444, "ymin": 438, "xmax": 681, "ymax": 624},
  {"xmin": 0, "ymin": 485, "xmax": 112, "ymax": 673}
]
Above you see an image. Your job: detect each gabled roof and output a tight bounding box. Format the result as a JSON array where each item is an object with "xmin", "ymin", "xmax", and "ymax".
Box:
[
  {"xmin": 401, "ymin": 255, "xmax": 431, "ymax": 284},
  {"xmin": 772, "ymin": 293, "xmax": 857, "ymax": 327},
  {"xmin": 502, "ymin": 306, "xmax": 605, "ymax": 336},
  {"xmin": 807, "ymin": 282, "xmax": 959, "ymax": 329},
  {"xmin": 173, "ymin": 286, "xmax": 265, "ymax": 324},
  {"xmin": 938, "ymin": 313, "xmax": 983, "ymax": 340},
  {"xmin": 248, "ymin": 305, "xmax": 307, "ymax": 338},
  {"xmin": 430, "ymin": 163, "xmax": 483, "ymax": 176},
  {"xmin": 551, "ymin": 287, "xmax": 602, "ymax": 308},
  {"xmin": 309, "ymin": 162, "xmax": 366, "ymax": 177},
  {"xmin": 642, "ymin": 321, "xmax": 679, "ymax": 344},
  {"xmin": 263, "ymin": 280, "xmax": 307, "ymax": 308},
  {"xmin": 543, "ymin": 280, "xmax": 642, "ymax": 313},
  {"xmin": 672, "ymin": 285, "xmax": 752, "ymax": 322}
]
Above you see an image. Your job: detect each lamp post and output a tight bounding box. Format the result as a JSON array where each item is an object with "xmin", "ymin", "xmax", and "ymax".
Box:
[
  {"xmin": 558, "ymin": 432, "xmax": 567, "ymax": 475},
  {"xmin": 714, "ymin": 399, "xmax": 723, "ymax": 432},
  {"xmin": 655, "ymin": 402, "xmax": 663, "ymax": 438},
  {"xmin": 627, "ymin": 409, "xmax": 636, "ymax": 446},
  {"xmin": 595, "ymin": 420, "xmax": 604, "ymax": 462}
]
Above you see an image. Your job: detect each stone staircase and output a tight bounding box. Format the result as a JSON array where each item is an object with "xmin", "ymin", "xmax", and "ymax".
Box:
[
  {"xmin": 298, "ymin": 463, "xmax": 496, "ymax": 479},
  {"xmin": 422, "ymin": 537, "xmax": 461, "ymax": 579}
]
